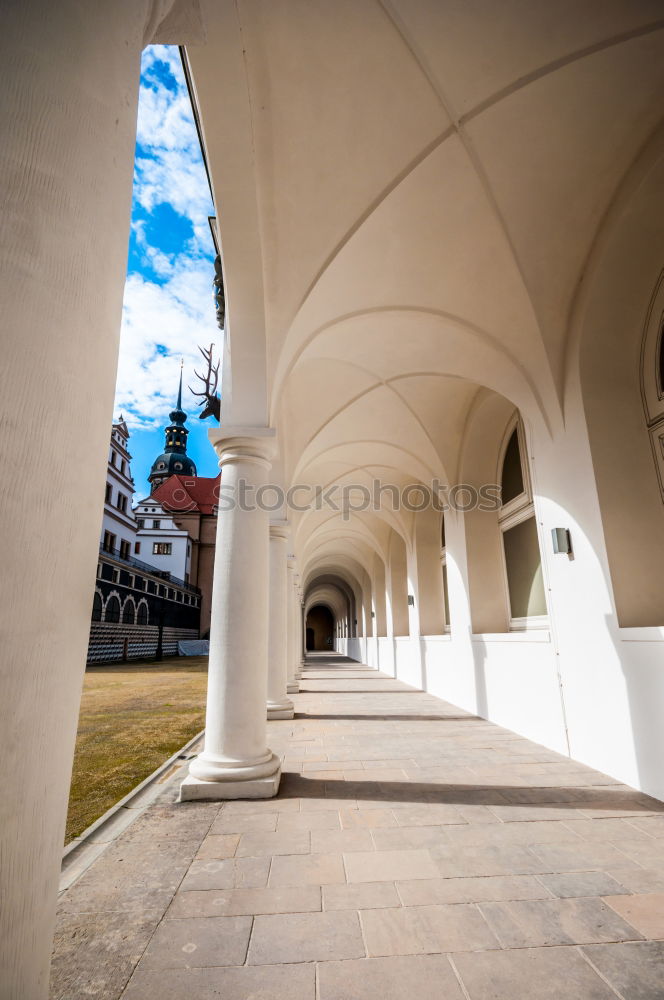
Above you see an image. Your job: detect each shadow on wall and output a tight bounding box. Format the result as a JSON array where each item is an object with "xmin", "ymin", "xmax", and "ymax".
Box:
[
  {"xmin": 472, "ymin": 640, "xmax": 489, "ymax": 720},
  {"xmin": 606, "ymin": 615, "xmax": 664, "ymax": 802}
]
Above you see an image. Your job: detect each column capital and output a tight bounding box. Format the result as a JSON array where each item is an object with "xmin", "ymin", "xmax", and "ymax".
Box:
[{"xmin": 208, "ymin": 426, "xmax": 277, "ymax": 467}]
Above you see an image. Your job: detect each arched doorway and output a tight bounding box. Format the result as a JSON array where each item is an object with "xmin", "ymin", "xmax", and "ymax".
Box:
[{"xmin": 306, "ymin": 605, "xmax": 335, "ymax": 650}]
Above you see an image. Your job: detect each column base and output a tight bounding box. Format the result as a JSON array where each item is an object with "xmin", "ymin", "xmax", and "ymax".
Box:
[
  {"xmin": 180, "ymin": 770, "xmax": 281, "ymax": 801},
  {"xmin": 267, "ymin": 698, "xmax": 294, "ymax": 720},
  {"xmin": 181, "ymin": 750, "xmax": 282, "ymax": 801},
  {"xmin": 287, "ymin": 681, "xmax": 300, "ymax": 693}
]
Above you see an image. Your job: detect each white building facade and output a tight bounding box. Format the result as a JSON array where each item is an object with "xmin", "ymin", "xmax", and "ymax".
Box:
[
  {"xmin": 101, "ymin": 418, "xmax": 137, "ymax": 559},
  {"xmin": 134, "ymin": 499, "xmax": 192, "ymax": 582}
]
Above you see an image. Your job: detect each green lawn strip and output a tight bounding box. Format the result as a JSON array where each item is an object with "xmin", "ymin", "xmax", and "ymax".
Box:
[{"xmin": 65, "ymin": 661, "xmax": 208, "ymax": 844}]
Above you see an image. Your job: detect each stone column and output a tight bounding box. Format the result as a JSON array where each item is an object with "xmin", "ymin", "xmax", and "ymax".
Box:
[
  {"xmin": 294, "ymin": 579, "xmax": 304, "ymax": 678},
  {"xmin": 298, "ymin": 588, "xmax": 306, "ymax": 669},
  {"xmin": 0, "ymin": 3, "xmax": 191, "ymax": 995},
  {"xmin": 286, "ymin": 559, "xmax": 300, "ymax": 693},
  {"xmin": 267, "ymin": 523, "xmax": 294, "ymax": 720},
  {"xmin": 181, "ymin": 431, "xmax": 281, "ymax": 799}
]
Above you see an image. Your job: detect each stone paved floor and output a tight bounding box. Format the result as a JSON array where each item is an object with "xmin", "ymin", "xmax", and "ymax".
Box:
[{"xmin": 51, "ymin": 654, "xmax": 664, "ymax": 999}]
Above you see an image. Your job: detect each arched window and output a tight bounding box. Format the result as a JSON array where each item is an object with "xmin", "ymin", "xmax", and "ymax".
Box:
[
  {"xmin": 105, "ymin": 595, "xmax": 121, "ymax": 623},
  {"xmin": 500, "ymin": 428, "xmax": 525, "ymax": 505},
  {"xmin": 92, "ymin": 591, "xmax": 103, "ymax": 622},
  {"xmin": 498, "ymin": 417, "xmax": 547, "ymax": 629},
  {"xmin": 640, "ymin": 276, "xmax": 664, "ymax": 501},
  {"xmin": 122, "ymin": 599, "xmax": 136, "ymax": 625},
  {"xmin": 136, "ymin": 601, "xmax": 149, "ymax": 626}
]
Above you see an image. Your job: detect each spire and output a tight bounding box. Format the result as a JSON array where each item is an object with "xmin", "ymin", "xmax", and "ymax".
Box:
[
  {"xmin": 176, "ymin": 359, "xmax": 183, "ymax": 410},
  {"xmin": 147, "ymin": 360, "xmax": 197, "ymax": 491},
  {"xmin": 168, "ymin": 361, "xmax": 186, "ymax": 426}
]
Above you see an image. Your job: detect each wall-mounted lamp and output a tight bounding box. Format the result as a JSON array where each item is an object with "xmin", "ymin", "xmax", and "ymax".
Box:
[
  {"xmin": 371, "ymin": 611, "xmax": 375, "ymax": 618},
  {"xmin": 407, "ymin": 594, "xmax": 415, "ymax": 606},
  {"xmin": 551, "ymin": 527, "xmax": 572, "ymax": 556}
]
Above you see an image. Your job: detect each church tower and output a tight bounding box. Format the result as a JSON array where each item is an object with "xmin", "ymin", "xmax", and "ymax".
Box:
[{"xmin": 148, "ymin": 366, "xmax": 197, "ymax": 491}]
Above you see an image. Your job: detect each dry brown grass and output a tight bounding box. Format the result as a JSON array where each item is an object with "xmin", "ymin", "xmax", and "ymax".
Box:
[{"xmin": 65, "ymin": 656, "xmax": 208, "ymax": 844}]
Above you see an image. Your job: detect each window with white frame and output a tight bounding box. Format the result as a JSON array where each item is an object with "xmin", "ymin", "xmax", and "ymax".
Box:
[
  {"xmin": 153, "ymin": 542, "xmax": 171, "ymax": 555},
  {"xmin": 439, "ymin": 514, "xmax": 451, "ymax": 631},
  {"xmin": 498, "ymin": 417, "xmax": 547, "ymax": 629}
]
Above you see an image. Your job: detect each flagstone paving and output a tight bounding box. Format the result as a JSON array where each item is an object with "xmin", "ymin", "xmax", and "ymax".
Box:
[{"xmin": 50, "ymin": 654, "xmax": 664, "ymax": 999}]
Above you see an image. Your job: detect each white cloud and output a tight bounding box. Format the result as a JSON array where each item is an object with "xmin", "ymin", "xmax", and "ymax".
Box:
[
  {"xmin": 114, "ymin": 45, "xmax": 219, "ymax": 428},
  {"xmin": 116, "ymin": 259, "xmax": 220, "ymax": 428},
  {"xmin": 133, "ymin": 47, "xmax": 212, "ymax": 232}
]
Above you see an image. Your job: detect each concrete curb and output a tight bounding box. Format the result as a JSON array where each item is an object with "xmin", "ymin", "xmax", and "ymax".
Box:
[{"xmin": 60, "ymin": 729, "xmax": 204, "ymax": 893}]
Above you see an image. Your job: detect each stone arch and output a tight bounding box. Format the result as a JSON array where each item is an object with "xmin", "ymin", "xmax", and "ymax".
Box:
[
  {"xmin": 91, "ymin": 590, "xmax": 103, "ymax": 622},
  {"xmin": 103, "ymin": 592, "xmax": 121, "ymax": 624},
  {"xmin": 121, "ymin": 597, "xmax": 136, "ymax": 625},
  {"xmin": 305, "ymin": 604, "xmax": 336, "ymax": 650}
]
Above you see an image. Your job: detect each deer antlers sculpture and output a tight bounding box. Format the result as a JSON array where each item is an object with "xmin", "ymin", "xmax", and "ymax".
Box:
[{"xmin": 190, "ymin": 343, "xmax": 221, "ymax": 422}]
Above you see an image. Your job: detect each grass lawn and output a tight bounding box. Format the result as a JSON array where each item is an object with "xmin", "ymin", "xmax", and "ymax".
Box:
[{"xmin": 65, "ymin": 656, "xmax": 208, "ymax": 844}]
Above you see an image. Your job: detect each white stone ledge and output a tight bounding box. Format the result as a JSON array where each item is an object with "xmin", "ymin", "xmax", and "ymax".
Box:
[
  {"xmin": 618, "ymin": 626, "xmax": 664, "ymax": 642},
  {"xmin": 471, "ymin": 631, "xmax": 552, "ymax": 643}
]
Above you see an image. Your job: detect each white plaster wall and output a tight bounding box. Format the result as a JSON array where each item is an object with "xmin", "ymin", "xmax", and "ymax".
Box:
[
  {"xmin": 346, "ymin": 442, "xmax": 664, "ymax": 800},
  {"xmin": 531, "ymin": 416, "xmax": 664, "ymax": 800}
]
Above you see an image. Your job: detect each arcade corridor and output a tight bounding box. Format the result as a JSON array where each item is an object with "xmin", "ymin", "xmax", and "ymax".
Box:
[{"xmin": 52, "ymin": 655, "xmax": 664, "ymax": 1000}]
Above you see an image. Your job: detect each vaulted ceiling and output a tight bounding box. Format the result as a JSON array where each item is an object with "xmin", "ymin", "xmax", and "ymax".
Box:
[{"xmin": 187, "ymin": 0, "xmax": 664, "ymax": 589}]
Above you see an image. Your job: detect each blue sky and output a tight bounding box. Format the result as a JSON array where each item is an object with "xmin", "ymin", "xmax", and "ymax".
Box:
[{"xmin": 115, "ymin": 45, "xmax": 221, "ymax": 496}]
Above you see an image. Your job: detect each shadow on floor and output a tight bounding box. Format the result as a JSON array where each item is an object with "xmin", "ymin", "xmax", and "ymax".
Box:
[
  {"xmin": 293, "ymin": 713, "xmax": 479, "ymax": 722},
  {"xmin": 297, "ymin": 688, "xmax": 424, "ymax": 694},
  {"xmin": 277, "ymin": 772, "xmax": 664, "ymax": 811}
]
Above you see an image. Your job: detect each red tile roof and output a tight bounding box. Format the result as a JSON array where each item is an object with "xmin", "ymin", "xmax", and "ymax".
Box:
[{"xmin": 150, "ymin": 474, "xmax": 220, "ymax": 515}]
